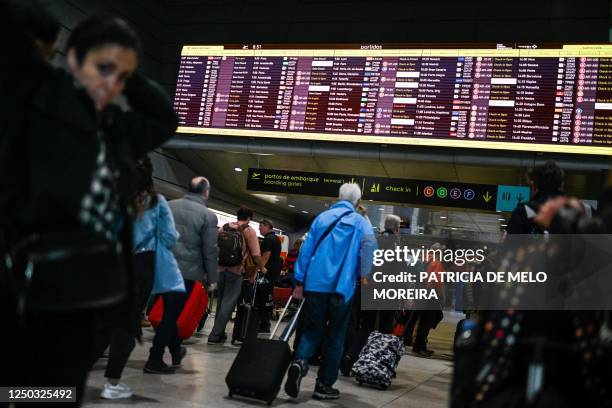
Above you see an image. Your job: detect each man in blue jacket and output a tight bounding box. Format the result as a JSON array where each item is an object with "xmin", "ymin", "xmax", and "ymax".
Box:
[{"xmin": 285, "ymin": 183, "xmax": 376, "ymax": 400}]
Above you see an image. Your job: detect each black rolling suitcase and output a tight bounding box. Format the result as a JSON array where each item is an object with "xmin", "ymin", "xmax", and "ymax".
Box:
[
  {"xmin": 226, "ymin": 296, "xmax": 304, "ymax": 405},
  {"xmin": 231, "ymin": 277, "xmax": 261, "ymax": 345}
]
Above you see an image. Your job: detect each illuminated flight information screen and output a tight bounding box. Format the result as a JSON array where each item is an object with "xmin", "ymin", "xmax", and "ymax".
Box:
[{"xmin": 173, "ymin": 44, "xmax": 612, "ymax": 155}]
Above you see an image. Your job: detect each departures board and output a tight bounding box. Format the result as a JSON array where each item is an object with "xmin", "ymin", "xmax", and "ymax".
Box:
[{"xmin": 173, "ymin": 44, "xmax": 612, "ymax": 155}]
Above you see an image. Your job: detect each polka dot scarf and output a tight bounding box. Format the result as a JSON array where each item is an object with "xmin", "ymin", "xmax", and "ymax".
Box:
[{"xmin": 78, "ymin": 131, "xmax": 122, "ymax": 241}]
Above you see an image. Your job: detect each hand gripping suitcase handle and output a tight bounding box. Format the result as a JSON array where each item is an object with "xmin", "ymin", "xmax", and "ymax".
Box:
[{"xmin": 270, "ymin": 295, "xmax": 305, "ymax": 342}]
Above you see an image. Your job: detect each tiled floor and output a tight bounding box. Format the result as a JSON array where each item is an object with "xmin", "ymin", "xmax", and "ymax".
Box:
[{"xmin": 84, "ymin": 315, "xmax": 455, "ymax": 408}]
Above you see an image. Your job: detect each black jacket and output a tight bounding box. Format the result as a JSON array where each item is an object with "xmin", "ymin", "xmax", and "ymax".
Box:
[
  {"xmin": 506, "ymin": 190, "xmax": 564, "ymax": 235},
  {"xmin": 1, "ymin": 62, "xmax": 178, "ymax": 243},
  {"xmin": 0, "ymin": 11, "xmax": 178, "ymax": 313}
]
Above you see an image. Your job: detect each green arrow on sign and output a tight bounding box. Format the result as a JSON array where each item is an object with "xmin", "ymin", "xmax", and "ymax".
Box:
[{"xmin": 483, "ymin": 191, "xmax": 492, "ymax": 203}]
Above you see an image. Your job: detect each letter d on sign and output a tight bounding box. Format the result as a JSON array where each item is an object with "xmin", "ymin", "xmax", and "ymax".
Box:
[{"xmin": 487, "ymin": 271, "xmax": 504, "ymax": 282}]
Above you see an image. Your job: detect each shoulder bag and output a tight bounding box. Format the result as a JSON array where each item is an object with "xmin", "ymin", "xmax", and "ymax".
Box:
[{"xmin": 5, "ymin": 228, "xmax": 127, "ymax": 317}]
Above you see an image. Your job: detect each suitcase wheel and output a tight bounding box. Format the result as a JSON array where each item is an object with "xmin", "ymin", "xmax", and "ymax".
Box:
[
  {"xmin": 357, "ymin": 380, "xmax": 363, "ymax": 386},
  {"xmin": 267, "ymin": 401, "xmax": 273, "ymax": 406},
  {"xmin": 228, "ymin": 392, "xmax": 233, "ymax": 398}
]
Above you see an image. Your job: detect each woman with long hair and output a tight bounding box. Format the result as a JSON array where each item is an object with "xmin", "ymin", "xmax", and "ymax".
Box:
[
  {"xmin": 1, "ymin": 9, "xmax": 178, "ymax": 404},
  {"xmin": 93, "ymin": 157, "xmax": 183, "ymax": 399}
]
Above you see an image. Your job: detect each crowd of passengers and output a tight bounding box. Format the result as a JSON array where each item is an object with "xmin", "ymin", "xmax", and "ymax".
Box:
[{"xmin": 1, "ymin": 2, "xmax": 610, "ymax": 406}]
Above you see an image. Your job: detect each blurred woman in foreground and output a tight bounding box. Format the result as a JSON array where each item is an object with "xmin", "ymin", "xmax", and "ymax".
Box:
[{"xmin": 1, "ymin": 5, "xmax": 178, "ymax": 403}]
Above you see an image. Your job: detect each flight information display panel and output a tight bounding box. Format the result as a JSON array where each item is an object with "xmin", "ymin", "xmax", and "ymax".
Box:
[{"xmin": 173, "ymin": 44, "xmax": 612, "ymax": 155}]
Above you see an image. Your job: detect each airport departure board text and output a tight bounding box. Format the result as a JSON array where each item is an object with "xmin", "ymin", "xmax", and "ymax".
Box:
[{"xmin": 173, "ymin": 44, "xmax": 612, "ymax": 155}]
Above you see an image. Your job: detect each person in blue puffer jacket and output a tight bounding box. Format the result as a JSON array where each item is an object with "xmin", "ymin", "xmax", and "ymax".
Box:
[
  {"xmin": 285, "ymin": 183, "xmax": 377, "ymax": 401},
  {"xmin": 92, "ymin": 157, "xmax": 184, "ymax": 399}
]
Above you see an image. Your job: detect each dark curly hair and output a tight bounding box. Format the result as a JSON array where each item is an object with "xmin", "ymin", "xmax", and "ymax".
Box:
[{"xmin": 528, "ymin": 160, "xmax": 564, "ymax": 193}]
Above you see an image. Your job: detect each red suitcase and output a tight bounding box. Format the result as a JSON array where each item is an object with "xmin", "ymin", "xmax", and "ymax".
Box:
[{"xmin": 148, "ymin": 281, "xmax": 208, "ymax": 339}]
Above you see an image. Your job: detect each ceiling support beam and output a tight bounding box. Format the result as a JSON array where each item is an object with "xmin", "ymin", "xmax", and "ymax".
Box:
[{"xmin": 165, "ymin": 135, "xmax": 612, "ymax": 171}]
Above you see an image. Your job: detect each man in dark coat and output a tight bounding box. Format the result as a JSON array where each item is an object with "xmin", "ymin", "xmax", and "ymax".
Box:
[{"xmin": 506, "ymin": 161, "xmax": 565, "ymax": 235}]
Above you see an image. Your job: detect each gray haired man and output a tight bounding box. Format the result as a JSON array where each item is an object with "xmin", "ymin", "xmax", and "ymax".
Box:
[{"xmin": 285, "ymin": 183, "xmax": 377, "ymax": 400}]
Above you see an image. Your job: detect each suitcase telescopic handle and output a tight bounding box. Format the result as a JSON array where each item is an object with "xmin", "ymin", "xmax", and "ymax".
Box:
[
  {"xmin": 270, "ymin": 295, "xmax": 305, "ymax": 341},
  {"xmin": 247, "ymin": 272, "xmax": 260, "ymax": 307}
]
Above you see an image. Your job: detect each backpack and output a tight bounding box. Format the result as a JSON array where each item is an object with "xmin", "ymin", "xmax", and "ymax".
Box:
[{"xmin": 218, "ymin": 223, "xmax": 246, "ymax": 267}]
